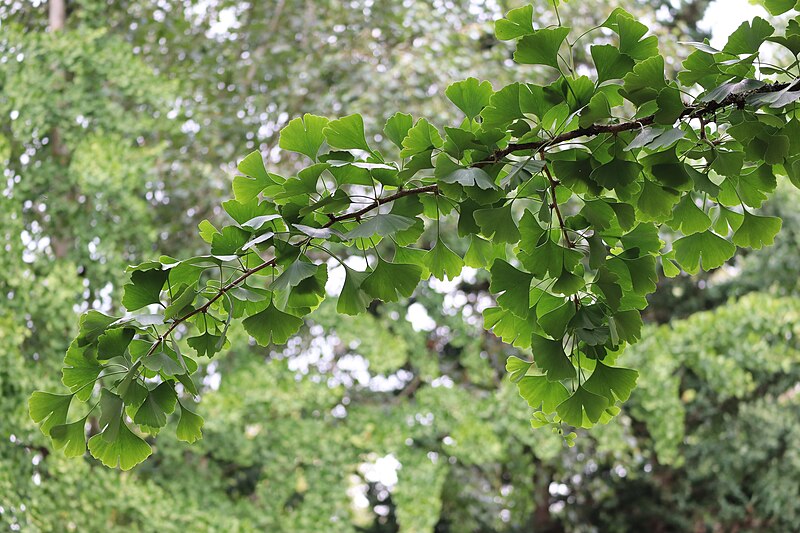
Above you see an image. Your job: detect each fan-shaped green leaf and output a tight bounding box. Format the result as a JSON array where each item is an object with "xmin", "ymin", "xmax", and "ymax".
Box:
[{"xmin": 556, "ymin": 386, "xmax": 609, "ymax": 428}]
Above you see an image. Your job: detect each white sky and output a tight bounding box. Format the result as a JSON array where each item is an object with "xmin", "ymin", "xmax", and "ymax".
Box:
[{"xmin": 700, "ymin": 0, "xmax": 768, "ymax": 48}]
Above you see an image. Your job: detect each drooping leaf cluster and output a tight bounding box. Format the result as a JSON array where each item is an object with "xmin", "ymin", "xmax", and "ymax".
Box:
[{"xmin": 30, "ymin": 2, "xmax": 800, "ymax": 468}]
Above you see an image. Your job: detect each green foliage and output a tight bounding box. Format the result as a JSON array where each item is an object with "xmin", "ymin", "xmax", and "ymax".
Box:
[{"xmin": 16, "ymin": 6, "xmax": 800, "ymax": 520}]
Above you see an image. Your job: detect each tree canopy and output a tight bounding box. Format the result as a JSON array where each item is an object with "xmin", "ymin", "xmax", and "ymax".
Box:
[{"xmin": 24, "ymin": 1, "xmax": 800, "ymax": 474}]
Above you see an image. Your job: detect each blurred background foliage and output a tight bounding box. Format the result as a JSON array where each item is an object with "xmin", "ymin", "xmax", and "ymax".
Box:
[{"xmin": 2, "ymin": 0, "xmax": 800, "ymax": 531}]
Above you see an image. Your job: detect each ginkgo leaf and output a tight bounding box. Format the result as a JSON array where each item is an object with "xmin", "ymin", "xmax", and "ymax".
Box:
[
  {"xmin": 556, "ymin": 386, "xmax": 609, "ymax": 428},
  {"xmin": 345, "ymin": 214, "xmax": 417, "ymax": 240},
  {"xmin": 445, "ymin": 77, "xmax": 494, "ymax": 120},
  {"xmin": 122, "ymin": 268, "xmax": 168, "ymax": 311},
  {"xmin": 337, "ymin": 267, "xmax": 372, "ymax": 315},
  {"xmin": 590, "ymin": 158, "xmax": 641, "ymax": 190},
  {"xmin": 384, "ymin": 112, "xmax": 414, "ymax": 149},
  {"xmin": 537, "ymin": 299, "xmax": 576, "ymax": 339},
  {"xmin": 673, "ymin": 230, "xmax": 736, "ymax": 274},
  {"xmin": 609, "ymin": 310, "xmax": 644, "ymax": 344},
  {"xmin": 668, "ymin": 195, "xmax": 711, "ymax": 235},
  {"xmin": 484, "ymin": 306, "xmax": 536, "ymax": 349},
  {"xmin": 591, "ymin": 44, "xmax": 635, "ymax": 83},
  {"xmin": 88, "ymin": 421, "xmax": 152, "ymax": 471},
  {"xmin": 62, "ymin": 342, "xmax": 102, "ymax": 401},
  {"xmin": 243, "ymin": 303, "xmax": 304, "ymax": 345},
  {"xmin": 495, "ymin": 4, "xmax": 534, "ymax": 40},
  {"xmin": 474, "ymin": 204, "xmax": 521, "ymax": 244},
  {"xmin": 400, "ymin": 118, "xmax": 443, "ymax": 157},
  {"xmin": 176, "ymin": 402, "xmax": 204, "ymax": 444},
  {"xmin": 439, "ymin": 167, "xmax": 497, "ymax": 190},
  {"xmin": 424, "ymin": 240, "xmax": 464, "ymax": 281},
  {"xmin": 29, "ymin": 392, "xmax": 73, "ymax": 437},
  {"xmin": 603, "ymin": 8, "xmax": 659, "ymax": 60},
  {"xmin": 514, "ymin": 27, "xmax": 570, "ymax": 68},
  {"xmin": 731, "ymin": 212, "xmax": 782, "ymax": 250},
  {"xmin": 187, "ymin": 332, "xmax": 223, "ymax": 357},
  {"xmin": 583, "ymin": 361, "xmax": 639, "ymax": 403},
  {"xmin": 531, "ymin": 334, "xmax": 575, "ymax": 381},
  {"xmin": 271, "ymin": 260, "xmax": 319, "ymax": 292},
  {"xmin": 141, "ymin": 348, "xmax": 185, "ymax": 376},
  {"xmin": 97, "ymin": 389, "xmax": 125, "ymax": 442},
  {"xmin": 323, "ymin": 114, "xmax": 370, "ymax": 152},
  {"xmin": 236, "ymin": 150, "xmax": 272, "ymax": 184},
  {"xmin": 517, "ymin": 375, "xmax": 570, "ymax": 413},
  {"xmin": 279, "ymin": 113, "xmax": 330, "ymax": 161},
  {"xmin": 464, "ymin": 235, "xmax": 498, "ymax": 268},
  {"xmin": 133, "ymin": 382, "xmax": 178, "ymax": 429},
  {"xmin": 362, "ymin": 259, "xmax": 422, "ymax": 302},
  {"xmin": 723, "ymin": 16, "xmax": 774, "ymax": 55},
  {"xmin": 49, "ymin": 418, "xmax": 88, "ymax": 458},
  {"xmin": 490, "ymin": 259, "xmax": 533, "ymax": 317},
  {"xmin": 506, "ymin": 356, "xmax": 533, "ymax": 382}
]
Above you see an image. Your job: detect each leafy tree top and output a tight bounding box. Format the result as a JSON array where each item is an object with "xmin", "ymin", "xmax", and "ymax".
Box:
[{"xmin": 30, "ymin": 1, "xmax": 800, "ymax": 469}]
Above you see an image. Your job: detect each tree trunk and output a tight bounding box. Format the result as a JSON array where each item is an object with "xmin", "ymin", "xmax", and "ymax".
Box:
[
  {"xmin": 49, "ymin": 0, "xmax": 71, "ymax": 258},
  {"xmin": 49, "ymin": 0, "xmax": 66, "ymax": 31}
]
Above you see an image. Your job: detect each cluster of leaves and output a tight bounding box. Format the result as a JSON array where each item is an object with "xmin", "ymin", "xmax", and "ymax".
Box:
[{"xmin": 29, "ymin": 3, "xmax": 800, "ymax": 469}]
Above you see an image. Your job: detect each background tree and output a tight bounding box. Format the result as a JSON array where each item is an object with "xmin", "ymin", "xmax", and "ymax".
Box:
[{"xmin": 4, "ymin": 1, "xmax": 800, "ymax": 532}]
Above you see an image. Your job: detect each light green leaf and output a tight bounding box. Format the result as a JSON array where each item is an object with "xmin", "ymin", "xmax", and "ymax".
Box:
[
  {"xmin": 122, "ymin": 268, "xmax": 168, "ymax": 311},
  {"xmin": 531, "ymin": 334, "xmax": 575, "ymax": 382},
  {"xmin": 176, "ymin": 403, "xmax": 204, "ymax": 444},
  {"xmin": 49, "ymin": 418, "xmax": 88, "ymax": 458},
  {"xmin": 514, "ymin": 27, "xmax": 571, "ymax": 68},
  {"xmin": 484, "ymin": 306, "xmax": 536, "ymax": 349},
  {"xmin": 464, "ymin": 235, "xmax": 498, "ymax": 268},
  {"xmin": 445, "ymin": 77, "xmax": 493, "ymax": 120},
  {"xmin": 324, "ymin": 114, "xmax": 371, "ymax": 152},
  {"xmin": 763, "ymin": 0, "xmax": 797, "ymax": 15},
  {"xmin": 29, "ymin": 392, "xmax": 73, "ymax": 437},
  {"xmin": 655, "ymin": 86, "xmax": 684, "ymax": 124},
  {"xmin": 731, "ymin": 211, "xmax": 782, "ymax": 250},
  {"xmin": 622, "ymin": 55, "xmax": 666, "ymax": 105},
  {"xmin": 591, "ymin": 44, "xmax": 635, "ymax": 83},
  {"xmin": 490, "ymin": 259, "xmax": 533, "ymax": 317},
  {"xmin": 363, "ymin": 259, "xmax": 422, "ymax": 302},
  {"xmin": 517, "ymin": 375, "xmax": 570, "ymax": 413},
  {"xmin": 439, "ymin": 166, "xmax": 497, "ymax": 190},
  {"xmin": 603, "ymin": 8, "xmax": 659, "ymax": 60},
  {"xmin": 556, "ymin": 386, "xmax": 609, "ymax": 428},
  {"xmin": 673, "ymin": 230, "xmax": 736, "ymax": 274},
  {"xmin": 243, "ymin": 303, "xmax": 304, "ymax": 345},
  {"xmin": 424, "ymin": 240, "xmax": 464, "ymax": 281},
  {"xmin": 583, "ymin": 361, "xmax": 639, "ymax": 403},
  {"xmin": 400, "ymin": 118, "xmax": 443, "ymax": 157},
  {"xmin": 495, "ymin": 5, "xmax": 534, "ymax": 40},
  {"xmin": 384, "ymin": 112, "xmax": 414, "ymax": 148},
  {"xmin": 62, "ymin": 343, "xmax": 102, "ymax": 401},
  {"xmin": 668, "ymin": 195, "xmax": 711, "ymax": 235},
  {"xmin": 345, "ymin": 214, "xmax": 417, "ymax": 240},
  {"xmin": 279, "ymin": 114, "xmax": 330, "ymax": 161},
  {"xmin": 337, "ymin": 267, "xmax": 372, "ymax": 315},
  {"xmin": 506, "ymin": 356, "xmax": 533, "ymax": 382},
  {"xmin": 474, "ymin": 204, "xmax": 521, "ymax": 244},
  {"xmin": 88, "ymin": 421, "xmax": 152, "ymax": 471},
  {"xmin": 236, "ymin": 150, "xmax": 272, "ymax": 185},
  {"xmin": 271, "ymin": 260, "xmax": 319, "ymax": 292},
  {"xmin": 133, "ymin": 382, "xmax": 178, "ymax": 429},
  {"xmin": 723, "ymin": 17, "xmax": 774, "ymax": 55},
  {"xmin": 97, "ymin": 389, "xmax": 125, "ymax": 442}
]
